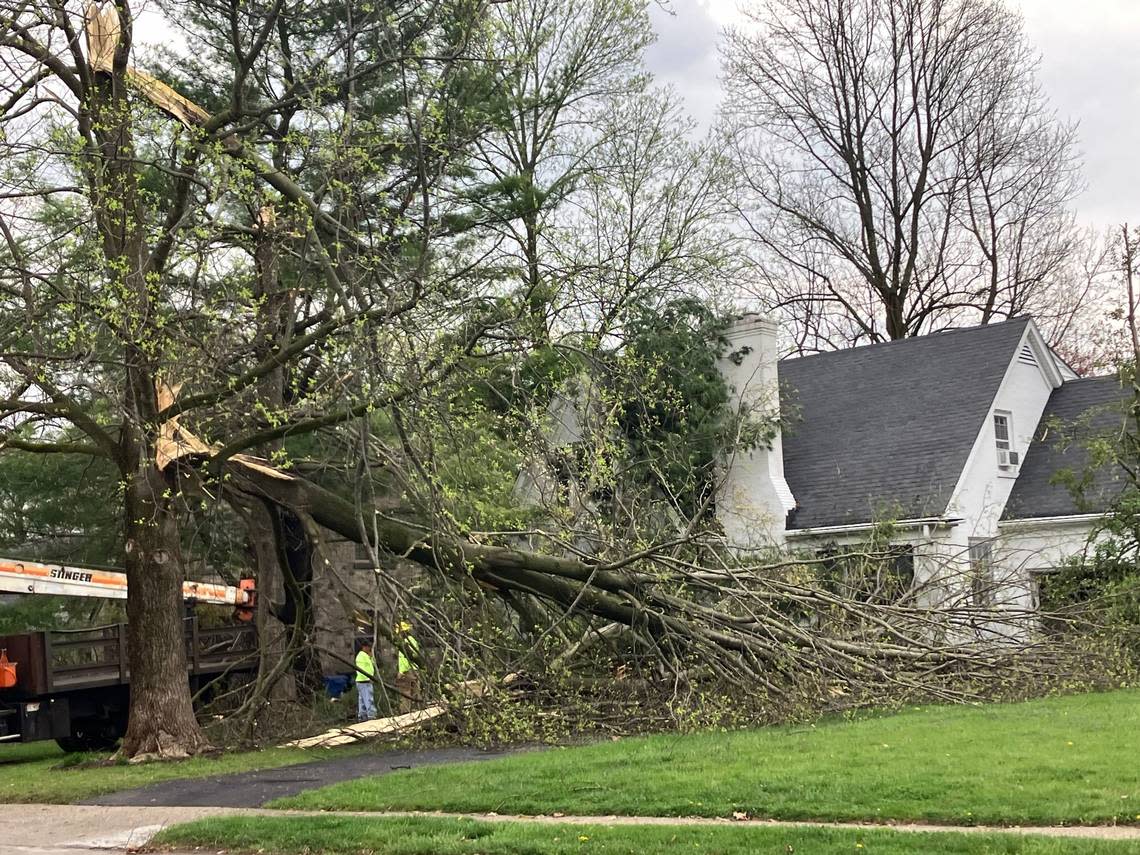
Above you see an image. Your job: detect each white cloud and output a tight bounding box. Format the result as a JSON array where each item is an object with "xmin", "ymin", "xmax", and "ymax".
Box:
[
  {"xmin": 1017, "ymin": 0, "xmax": 1140, "ymax": 226},
  {"xmin": 646, "ymin": 2, "xmax": 725, "ymax": 128}
]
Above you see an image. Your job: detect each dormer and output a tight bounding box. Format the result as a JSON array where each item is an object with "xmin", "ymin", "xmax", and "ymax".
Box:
[{"xmin": 945, "ymin": 318, "xmax": 1066, "ymax": 532}]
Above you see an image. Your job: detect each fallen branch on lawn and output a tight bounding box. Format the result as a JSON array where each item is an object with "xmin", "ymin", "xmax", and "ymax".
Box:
[
  {"xmin": 281, "ymin": 705, "xmax": 450, "ymax": 749},
  {"xmin": 280, "ymin": 674, "xmax": 524, "ymax": 748}
]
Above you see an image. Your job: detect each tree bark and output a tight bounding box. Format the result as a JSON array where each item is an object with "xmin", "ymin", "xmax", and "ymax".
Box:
[
  {"xmin": 246, "ymin": 500, "xmax": 296, "ymax": 703},
  {"xmin": 86, "ymin": 3, "xmax": 209, "ymax": 758},
  {"xmin": 118, "ymin": 463, "xmax": 209, "ymax": 759}
]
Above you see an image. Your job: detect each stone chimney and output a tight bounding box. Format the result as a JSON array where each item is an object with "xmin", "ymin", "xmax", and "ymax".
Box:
[{"xmin": 715, "ymin": 314, "xmax": 795, "ymax": 547}]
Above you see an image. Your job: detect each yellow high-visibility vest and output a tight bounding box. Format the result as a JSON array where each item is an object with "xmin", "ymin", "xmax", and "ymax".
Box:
[
  {"xmin": 355, "ymin": 649, "xmax": 376, "ymax": 682},
  {"xmin": 397, "ymin": 636, "xmax": 420, "ymax": 675}
]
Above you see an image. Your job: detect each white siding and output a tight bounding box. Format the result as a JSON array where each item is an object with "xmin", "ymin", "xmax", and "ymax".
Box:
[
  {"xmin": 924, "ymin": 323, "xmax": 1063, "ymax": 623},
  {"xmin": 945, "ymin": 327, "xmax": 1059, "ymax": 542},
  {"xmin": 786, "ymin": 524, "xmax": 961, "ymax": 610},
  {"xmin": 983, "ymin": 516, "xmax": 1100, "ymax": 613},
  {"xmin": 996, "ymin": 517, "xmax": 1099, "ymax": 574}
]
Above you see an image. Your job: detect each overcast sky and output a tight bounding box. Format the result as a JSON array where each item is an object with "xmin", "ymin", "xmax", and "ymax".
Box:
[{"xmin": 645, "ymin": 0, "xmax": 1140, "ymax": 228}]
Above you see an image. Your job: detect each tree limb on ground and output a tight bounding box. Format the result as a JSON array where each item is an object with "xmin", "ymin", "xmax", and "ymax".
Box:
[{"xmin": 281, "ymin": 674, "xmax": 523, "ymax": 748}]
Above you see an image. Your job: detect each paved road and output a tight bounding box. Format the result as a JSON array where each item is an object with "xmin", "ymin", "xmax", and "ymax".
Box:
[
  {"xmin": 80, "ymin": 745, "xmax": 520, "ymax": 808},
  {"xmin": 13, "ymin": 746, "xmax": 522, "ymax": 854}
]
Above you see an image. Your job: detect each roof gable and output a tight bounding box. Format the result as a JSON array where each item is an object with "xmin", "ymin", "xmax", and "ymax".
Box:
[
  {"xmin": 1002, "ymin": 375, "xmax": 1130, "ymax": 520},
  {"xmin": 778, "ymin": 318, "xmax": 1032, "ymax": 530}
]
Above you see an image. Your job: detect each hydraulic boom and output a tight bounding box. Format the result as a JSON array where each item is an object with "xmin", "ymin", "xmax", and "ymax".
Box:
[
  {"xmin": 0, "ymin": 556, "xmax": 257, "ymax": 750},
  {"xmin": 0, "ymin": 557, "xmax": 255, "ymax": 611}
]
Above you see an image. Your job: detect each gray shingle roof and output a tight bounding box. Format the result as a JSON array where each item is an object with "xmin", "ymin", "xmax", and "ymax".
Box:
[
  {"xmin": 778, "ymin": 318, "xmax": 1032, "ymax": 530},
  {"xmin": 1002, "ymin": 376, "xmax": 1129, "ymax": 520}
]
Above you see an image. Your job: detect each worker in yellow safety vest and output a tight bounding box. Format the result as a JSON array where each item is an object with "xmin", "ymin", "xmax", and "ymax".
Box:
[
  {"xmin": 394, "ymin": 621, "xmax": 420, "ymax": 714},
  {"xmin": 354, "ymin": 639, "xmax": 377, "ymax": 722}
]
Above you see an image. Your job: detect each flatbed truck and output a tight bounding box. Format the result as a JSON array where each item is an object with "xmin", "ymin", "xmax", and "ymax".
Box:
[{"xmin": 0, "ymin": 558, "xmax": 255, "ymax": 751}]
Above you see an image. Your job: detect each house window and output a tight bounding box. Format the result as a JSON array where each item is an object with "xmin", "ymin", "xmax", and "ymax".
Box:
[
  {"xmin": 993, "ymin": 412, "xmax": 1011, "ymax": 451},
  {"xmin": 993, "ymin": 411, "xmax": 1018, "ymax": 468},
  {"xmin": 968, "ymin": 538, "xmax": 994, "ymax": 607},
  {"xmin": 817, "ymin": 544, "xmax": 915, "ymax": 604}
]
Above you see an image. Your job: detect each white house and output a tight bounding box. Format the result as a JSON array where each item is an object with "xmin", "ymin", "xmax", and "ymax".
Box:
[{"xmin": 717, "ymin": 314, "xmax": 1129, "ymax": 614}]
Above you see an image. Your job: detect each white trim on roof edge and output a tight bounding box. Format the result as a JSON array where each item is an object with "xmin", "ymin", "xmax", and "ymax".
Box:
[
  {"xmin": 1023, "ymin": 320, "xmax": 1066, "ymax": 389},
  {"xmin": 997, "ymin": 513, "xmax": 1103, "ymax": 531},
  {"xmin": 786, "ymin": 517, "xmax": 964, "ymax": 538}
]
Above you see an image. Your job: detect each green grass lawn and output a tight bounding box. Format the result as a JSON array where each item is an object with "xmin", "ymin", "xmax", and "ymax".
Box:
[
  {"xmin": 153, "ymin": 814, "xmax": 1140, "ymax": 855},
  {"xmin": 0, "ymin": 739, "xmax": 359, "ymax": 804},
  {"xmin": 274, "ymin": 689, "xmax": 1140, "ymax": 827}
]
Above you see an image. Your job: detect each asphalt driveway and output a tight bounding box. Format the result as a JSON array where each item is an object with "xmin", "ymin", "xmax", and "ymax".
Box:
[{"xmin": 80, "ymin": 745, "xmax": 521, "ymax": 808}]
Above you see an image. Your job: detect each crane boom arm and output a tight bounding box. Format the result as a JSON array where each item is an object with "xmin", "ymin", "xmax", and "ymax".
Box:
[{"xmin": 0, "ymin": 557, "xmax": 254, "ymax": 607}]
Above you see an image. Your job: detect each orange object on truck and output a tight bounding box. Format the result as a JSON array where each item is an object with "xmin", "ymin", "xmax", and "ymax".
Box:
[{"xmin": 0, "ymin": 649, "xmax": 16, "ymax": 689}]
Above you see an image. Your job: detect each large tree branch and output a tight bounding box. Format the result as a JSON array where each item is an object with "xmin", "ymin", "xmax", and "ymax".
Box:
[{"xmin": 0, "ymin": 435, "xmax": 108, "ymax": 456}]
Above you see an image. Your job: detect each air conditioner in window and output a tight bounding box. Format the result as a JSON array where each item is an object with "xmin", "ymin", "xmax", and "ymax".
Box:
[{"xmin": 997, "ymin": 449, "xmax": 1020, "ymax": 468}]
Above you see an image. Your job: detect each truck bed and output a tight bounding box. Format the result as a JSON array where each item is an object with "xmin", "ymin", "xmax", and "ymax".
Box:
[{"xmin": 0, "ymin": 619, "xmax": 257, "ymax": 698}]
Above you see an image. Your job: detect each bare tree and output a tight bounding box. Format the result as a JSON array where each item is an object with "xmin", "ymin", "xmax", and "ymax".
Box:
[
  {"xmin": 723, "ymin": 0, "xmax": 1083, "ymax": 349},
  {"xmin": 553, "ymin": 89, "xmax": 741, "ymax": 340},
  {"xmin": 1040, "ymin": 225, "xmax": 1140, "ymax": 375},
  {"xmin": 469, "ymin": 0, "xmax": 651, "ymax": 339}
]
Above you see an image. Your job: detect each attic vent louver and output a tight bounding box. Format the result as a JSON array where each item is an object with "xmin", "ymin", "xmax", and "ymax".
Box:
[{"xmin": 1017, "ymin": 343, "xmax": 1038, "ymax": 366}]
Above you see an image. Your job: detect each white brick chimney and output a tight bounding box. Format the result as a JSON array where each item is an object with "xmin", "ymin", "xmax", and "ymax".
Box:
[{"xmin": 715, "ymin": 314, "xmax": 796, "ymax": 547}]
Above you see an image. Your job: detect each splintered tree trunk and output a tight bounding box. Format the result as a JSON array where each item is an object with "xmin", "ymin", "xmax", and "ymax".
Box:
[
  {"xmin": 84, "ymin": 4, "xmax": 208, "ymax": 760},
  {"xmin": 118, "ymin": 463, "xmax": 209, "ymax": 759},
  {"xmin": 275, "ymin": 508, "xmax": 324, "ymax": 700}
]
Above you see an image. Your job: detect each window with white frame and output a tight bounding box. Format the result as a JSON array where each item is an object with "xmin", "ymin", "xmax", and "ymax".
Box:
[{"xmin": 993, "ymin": 411, "xmax": 1018, "ymax": 467}]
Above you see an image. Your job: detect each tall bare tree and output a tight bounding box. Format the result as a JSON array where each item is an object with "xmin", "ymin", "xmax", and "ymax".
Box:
[
  {"xmin": 469, "ymin": 0, "xmax": 650, "ymax": 340},
  {"xmin": 723, "ymin": 0, "xmax": 1083, "ymax": 349},
  {"xmin": 553, "ymin": 89, "xmax": 740, "ymax": 341}
]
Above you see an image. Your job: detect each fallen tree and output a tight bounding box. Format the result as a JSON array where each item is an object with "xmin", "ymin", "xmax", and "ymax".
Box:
[{"xmin": 203, "ymin": 450, "xmax": 1106, "ymax": 709}]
